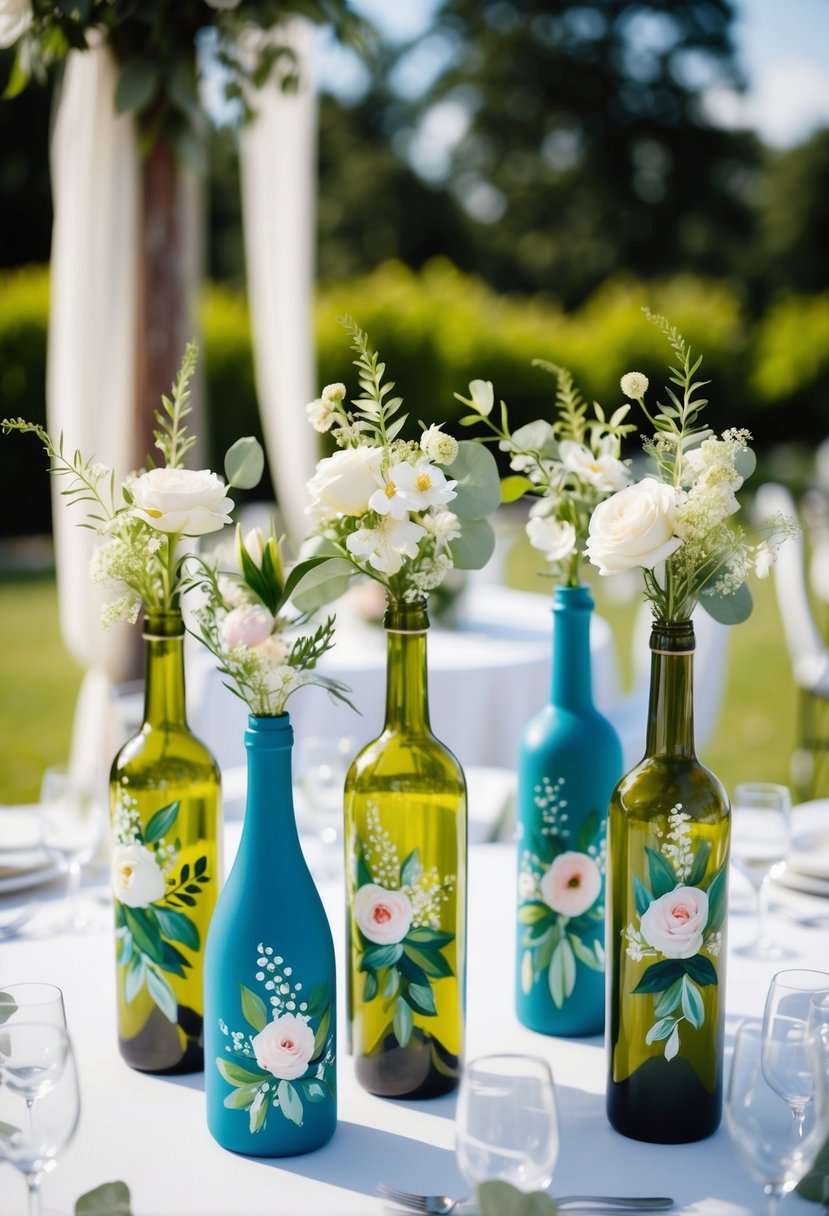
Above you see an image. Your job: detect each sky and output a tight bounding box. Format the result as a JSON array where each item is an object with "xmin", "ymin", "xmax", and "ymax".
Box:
[{"xmin": 323, "ymin": 0, "xmax": 829, "ymax": 151}]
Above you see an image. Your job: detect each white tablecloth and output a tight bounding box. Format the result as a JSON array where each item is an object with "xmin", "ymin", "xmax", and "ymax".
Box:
[
  {"xmin": 184, "ymin": 596, "xmax": 620, "ymax": 775},
  {"xmin": 2, "ymin": 833, "xmax": 828, "ymax": 1215}
]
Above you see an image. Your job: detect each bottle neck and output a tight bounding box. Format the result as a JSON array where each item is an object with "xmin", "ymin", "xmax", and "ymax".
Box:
[
  {"xmin": 550, "ymin": 585, "xmax": 595, "ymax": 711},
  {"xmin": 645, "ymin": 620, "xmax": 696, "ymax": 759},
  {"xmin": 383, "ymin": 598, "xmax": 431, "ymax": 734},
  {"xmin": 241, "ymin": 713, "xmax": 302, "ymax": 857},
  {"xmin": 142, "ymin": 610, "xmax": 187, "ymax": 728}
]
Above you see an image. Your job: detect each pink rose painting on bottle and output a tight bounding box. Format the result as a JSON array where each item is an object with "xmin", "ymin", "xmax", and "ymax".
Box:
[
  {"xmin": 215, "ymin": 943, "xmax": 335, "ymax": 1135},
  {"xmin": 350, "ymin": 805, "xmax": 456, "ymax": 1050},
  {"xmin": 517, "ymin": 775, "xmax": 606, "ymax": 1008},
  {"xmin": 623, "ymin": 804, "xmax": 727, "ymax": 1060}
]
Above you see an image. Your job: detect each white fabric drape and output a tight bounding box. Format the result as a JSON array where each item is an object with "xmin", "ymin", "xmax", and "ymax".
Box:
[
  {"xmin": 47, "ymin": 40, "xmax": 140, "ymax": 788},
  {"xmin": 238, "ymin": 18, "xmax": 319, "ymax": 548}
]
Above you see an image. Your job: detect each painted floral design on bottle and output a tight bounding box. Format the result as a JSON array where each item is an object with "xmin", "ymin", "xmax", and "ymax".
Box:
[
  {"xmin": 623, "ymin": 805, "xmax": 726, "ymax": 1060},
  {"xmin": 111, "ymin": 785, "xmax": 209, "ymax": 1024},
  {"xmin": 351, "ymin": 804, "xmax": 456, "ymax": 1049},
  {"xmin": 517, "ymin": 776, "xmax": 606, "ymax": 1007},
  {"xmin": 215, "ymin": 943, "xmax": 335, "ymax": 1134}
]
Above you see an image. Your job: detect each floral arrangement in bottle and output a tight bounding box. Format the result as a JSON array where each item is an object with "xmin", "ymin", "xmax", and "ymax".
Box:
[
  {"xmin": 2, "ymin": 342, "xmax": 262, "ymax": 626},
  {"xmin": 585, "ymin": 308, "xmax": 797, "ymax": 624},
  {"xmin": 455, "ymin": 366, "xmax": 636, "ymax": 585},
  {"xmin": 301, "ymin": 316, "xmax": 501, "ymax": 607},
  {"xmin": 189, "ymin": 522, "xmax": 341, "ymax": 1143},
  {"xmin": 185, "ymin": 522, "xmax": 354, "ymax": 717}
]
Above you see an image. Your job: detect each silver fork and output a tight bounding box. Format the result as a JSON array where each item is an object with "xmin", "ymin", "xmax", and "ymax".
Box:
[{"xmin": 377, "ymin": 1184, "xmax": 674, "ymax": 1212}]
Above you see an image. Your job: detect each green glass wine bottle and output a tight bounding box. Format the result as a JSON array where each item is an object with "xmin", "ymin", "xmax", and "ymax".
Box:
[
  {"xmin": 606, "ymin": 617, "xmax": 730, "ymax": 1143},
  {"xmin": 344, "ymin": 597, "xmax": 467, "ymax": 1099},
  {"xmin": 109, "ymin": 608, "xmax": 221, "ymax": 1073}
]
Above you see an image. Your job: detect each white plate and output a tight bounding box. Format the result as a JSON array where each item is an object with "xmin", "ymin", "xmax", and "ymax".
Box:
[
  {"xmin": 788, "ymin": 800, "xmax": 829, "ymax": 881},
  {"xmin": 0, "ymin": 804, "xmax": 62, "ymax": 894}
]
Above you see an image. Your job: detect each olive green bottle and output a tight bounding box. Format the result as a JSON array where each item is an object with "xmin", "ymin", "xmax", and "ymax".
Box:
[
  {"xmin": 606, "ymin": 618, "xmax": 730, "ymax": 1142},
  {"xmin": 344, "ymin": 597, "xmax": 467, "ymax": 1098},
  {"xmin": 109, "ymin": 608, "xmax": 221, "ymax": 1073}
]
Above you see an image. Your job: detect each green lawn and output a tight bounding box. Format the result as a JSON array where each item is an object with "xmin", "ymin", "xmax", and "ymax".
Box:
[{"xmin": 0, "ymin": 559, "xmax": 806, "ymax": 806}]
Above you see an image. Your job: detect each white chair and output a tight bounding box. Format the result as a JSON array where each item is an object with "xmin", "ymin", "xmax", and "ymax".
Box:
[
  {"xmin": 754, "ymin": 482, "xmax": 829, "ymax": 797},
  {"xmin": 605, "ymin": 601, "xmax": 730, "ymax": 770}
]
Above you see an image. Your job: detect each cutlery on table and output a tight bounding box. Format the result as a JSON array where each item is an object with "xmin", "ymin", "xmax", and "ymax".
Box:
[{"xmin": 377, "ymin": 1185, "xmax": 674, "ymax": 1212}]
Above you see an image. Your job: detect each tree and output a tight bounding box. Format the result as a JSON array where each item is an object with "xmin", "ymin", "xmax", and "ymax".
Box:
[
  {"xmin": 756, "ymin": 128, "xmax": 829, "ymax": 299},
  {"xmin": 407, "ymin": 0, "xmax": 760, "ymax": 304}
]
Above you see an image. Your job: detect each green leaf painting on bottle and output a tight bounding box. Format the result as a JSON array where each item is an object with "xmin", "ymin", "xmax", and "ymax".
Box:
[
  {"xmin": 111, "ymin": 788, "xmax": 208, "ymax": 1025},
  {"xmin": 351, "ymin": 804, "xmax": 456, "ymax": 1050},
  {"xmin": 622, "ymin": 804, "xmax": 726, "ymax": 1061},
  {"xmin": 215, "ymin": 944, "xmax": 335, "ymax": 1135},
  {"xmin": 517, "ymin": 776, "xmax": 606, "ymax": 1008}
]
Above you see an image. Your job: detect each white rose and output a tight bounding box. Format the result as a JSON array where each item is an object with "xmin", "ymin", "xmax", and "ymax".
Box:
[
  {"xmin": 221, "ymin": 604, "xmax": 274, "ymax": 649},
  {"xmin": 132, "ymin": 467, "xmax": 233, "ymax": 536},
  {"xmin": 354, "ymin": 883, "xmax": 413, "ymax": 945},
  {"xmin": 639, "ymin": 886, "xmax": 709, "ymax": 959},
  {"xmin": 111, "ymin": 843, "xmax": 166, "ymax": 908},
  {"xmin": 0, "ymin": 0, "xmax": 32, "ymax": 48},
  {"xmin": 251, "ymin": 1013, "xmax": 316, "ymax": 1080},
  {"xmin": 585, "ymin": 477, "xmax": 682, "ymax": 575},
  {"xmin": 306, "ymin": 447, "xmax": 383, "ymax": 519},
  {"xmin": 526, "ymin": 514, "xmax": 577, "ymax": 562}
]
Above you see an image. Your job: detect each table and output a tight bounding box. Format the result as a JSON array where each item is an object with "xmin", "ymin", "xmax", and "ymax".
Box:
[
  {"xmin": 2, "ymin": 836, "xmax": 828, "ymax": 1215},
  {"xmin": 183, "ymin": 589, "xmax": 620, "ymax": 774}
]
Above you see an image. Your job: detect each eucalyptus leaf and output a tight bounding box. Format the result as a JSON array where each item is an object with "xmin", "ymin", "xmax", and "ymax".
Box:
[
  {"xmin": 478, "ymin": 1180, "xmax": 558, "ymax": 1216},
  {"xmin": 144, "ymin": 800, "xmax": 180, "ymax": 844},
  {"xmin": 699, "ymin": 578, "xmax": 753, "ymax": 625},
  {"xmin": 449, "ymin": 516, "xmax": 496, "ymax": 571},
  {"xmin": 217, "ymin": 1058, "xmax": 266, "ymax": 1087},
  {"xmin": 225, "ymin": 436, "xmax": 265, "ymax": 490},
  {"xmin": 446, "ymin": 441, "xmax": 501, "ymax": 520},
  {"xmin": 0, "ymin": 992, "xmax": 18, "ymax": 1026},
  {"xmin": 393, "ymin": 996, "xmax": 413, "ymax": 1047},
  {"xmin": 734, "ymin": 446, "xmax": 757, "ymax": 481},
  {"xmin": 289, "ymin": 556, "xmax": 354, "ymax": 613},
  {"xmin": 114, "ymin": 61, "xmax": 158, "ymax": 114},
  {"xmin": 75, "ymin": 1181, "xmax": 133, "ymax": 1216}
]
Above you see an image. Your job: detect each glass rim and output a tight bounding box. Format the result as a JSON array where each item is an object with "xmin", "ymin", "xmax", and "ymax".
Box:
[
  {"xmin": 769, "ymin": 968, "xmax": 829, "ymax": 990},
  {"xmin": 0, "ymin": 981, "xmax": 65, "ymax": 1006},
  {"xmin": 464, "ymin": 1051, "xmax": 554, "ymax": 1075}
]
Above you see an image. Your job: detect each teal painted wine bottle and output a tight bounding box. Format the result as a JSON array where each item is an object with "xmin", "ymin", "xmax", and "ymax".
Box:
[
  {"xmin": 204, "ymin": 713, "xmax": 336, "ymax": 1155},
  {"xmin": 515, "ymin": 584, "xmax": 622, "ymax": 1036}
]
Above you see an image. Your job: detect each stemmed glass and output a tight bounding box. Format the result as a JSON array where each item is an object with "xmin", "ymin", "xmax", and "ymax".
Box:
[
  {"xmin": 726, "ymin": 1020, "xmax": 829, "ymax": 1216},
  {"xmin": 455, "ymin": 1053, "xmax": 559, "ymax": 1196},
  {"xmin": 730, "ymin": 782, "xmax": 792, "ymax": 959},
  {"xmin": 763, "ymin": 969, "xmax": 829, "ymax": 1134},
  {"xmin": 39, "ymin": 764, "xmax": 104, "ymax": 930},
  {"xmin": 295, "ymin": 736, "xmax": 353, "ymax": 878},
  {"xmin": 1, "ymin": 983, "xmax": 67, "ymax": 1031},
  {"xmin": 0, "ymin": 1022, "xmax": 80, "ymax": 1216}
]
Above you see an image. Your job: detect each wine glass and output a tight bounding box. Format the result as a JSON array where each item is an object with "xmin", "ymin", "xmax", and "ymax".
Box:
[
  {"xmin": 294, "ymin": 736, "xmax": 353, "ymax": 878},
  {"xmin": 730, "ymin": 782, "xmax": 791, "ymax": 959},
  {"xmin": 0, "ymin": 1022, "xmax": 80, "ymax": 1216},
  {"xmin": 0, "ymin": 983, "xmax": 67, "ymax": 1030},
  {"xmin": 763, "ymin": 969, "xmax": 829, "ymax": 1133},
  {"xmin": 726, "ymin": 1020, "xmax": 829, "ymax": 1216},
  {"xmin": 455, "ymin": 1053, "xmax": 559, "ymax": 1196},
  {"xmin": 39, "ymin": 763, "xmax": 104, "ymax": 930}
]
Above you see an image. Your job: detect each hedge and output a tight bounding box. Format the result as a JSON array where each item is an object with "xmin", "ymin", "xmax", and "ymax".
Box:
[{"xmin": 0, "ymin": 260, "xmax": 824, "ymax": 537}]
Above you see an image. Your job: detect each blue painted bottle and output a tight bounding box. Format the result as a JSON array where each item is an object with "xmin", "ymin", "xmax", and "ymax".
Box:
[
  {"xmin": 515, "ymin": 584, "xmax": 622, "ymax": 1036},
  {"xmin": 204, "ymin": 713, "xmax": 336, "ymax": 1155}
]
